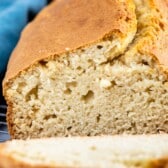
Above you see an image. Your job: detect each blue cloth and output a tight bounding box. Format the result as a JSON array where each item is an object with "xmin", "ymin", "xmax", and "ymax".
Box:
[{"xmin": 0, "ymin": 0, "xmax": 47, "ymax": 76}]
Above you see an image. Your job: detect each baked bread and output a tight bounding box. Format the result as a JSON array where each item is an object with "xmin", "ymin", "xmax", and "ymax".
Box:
[
  {"xmin": 3, "ymin": 0, "xmax": 168, "ymax": 139},
  {"xmin": 0, "ymin": 135, "xmax": 168, "ymax": 168}
]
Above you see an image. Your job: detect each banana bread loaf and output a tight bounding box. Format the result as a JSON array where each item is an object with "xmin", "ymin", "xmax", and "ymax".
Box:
[{"xmin": 3, "ymin": 0, "xmax": 168, "ymax": 139}]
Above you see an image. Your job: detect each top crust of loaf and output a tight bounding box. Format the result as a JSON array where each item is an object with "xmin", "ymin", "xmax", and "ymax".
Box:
[
  {"xmin": 3, "ymin": 0, "xmax": 168, "ymax": 88},
  {"xmin": 3, "ymin": 0, "xmax": 136, "ymax": 82},
  {"xmin": 149, "ymin": 0, "xmax": 168, "ymax": 66}
]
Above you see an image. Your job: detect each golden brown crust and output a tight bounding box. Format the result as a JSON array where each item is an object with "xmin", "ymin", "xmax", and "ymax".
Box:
[
  {"xmin": 148, "ymin": 159, "xmax": 168, "ymax": 168},
  {"xmin": 0, "ymin": 157, "xmax": 167, "ymax": 168},
  {"xmin": 123, "ymin": 0, "xmax": 168, "ymax": 70},
  {"xmin": 3, "ymin": 0, "xmax": 134, "ymax": 83},
  {"xmin": 148, "ymin": 0, "xmax": 168, "ymax": 67}
]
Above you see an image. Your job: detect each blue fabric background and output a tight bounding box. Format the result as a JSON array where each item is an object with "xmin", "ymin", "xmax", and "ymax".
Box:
[{"xmin": 0, "ymin": 0, "xmax": 47, "ymax": 76}]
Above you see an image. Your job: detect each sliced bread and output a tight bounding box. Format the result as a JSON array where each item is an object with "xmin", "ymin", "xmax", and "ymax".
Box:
[
  {"xmin": 0, "ymin": 135, "xmax": 168, "ymax": 168},
  {"xmin": 3, "ymin": 0, "xmax": 168, "ymax": 139}
]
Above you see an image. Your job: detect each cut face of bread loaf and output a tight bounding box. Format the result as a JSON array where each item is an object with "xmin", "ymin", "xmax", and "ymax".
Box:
[
  {"xmin": 3, "ymin": 0, "xmax": 168, "ymax": 139},
  {"xmin": 0, "ymin": 135, "xmax": 168, "ymax": 168}
]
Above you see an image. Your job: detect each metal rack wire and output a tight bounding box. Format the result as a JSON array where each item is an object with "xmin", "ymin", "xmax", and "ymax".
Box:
[{"xmin": 0, "ymin": 105, "xmax": 10, "ymax": 142}]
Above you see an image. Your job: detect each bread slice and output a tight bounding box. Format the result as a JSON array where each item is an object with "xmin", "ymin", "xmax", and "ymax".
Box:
[
  {"xmin": 3, "ymin": 0, "xmax": 168, "ymax": 139},
  {"xmin": 0, "ymin": 135, "xmax": 168, "ymax": 168}
]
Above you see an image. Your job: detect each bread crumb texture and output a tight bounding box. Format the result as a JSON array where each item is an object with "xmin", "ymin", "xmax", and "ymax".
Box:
[{"xmin": 3, "ymin": 0, "xmax": 168, "ymax": 139}]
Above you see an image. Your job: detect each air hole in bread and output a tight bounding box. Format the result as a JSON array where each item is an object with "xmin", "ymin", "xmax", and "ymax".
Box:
[
  {"xmin": 148, "ymin": 98, "xmax": 155, "ymax": 103},
  {"xmin": 143, "ymin": 123, "xmax": 147, "ymax": 127},
  {"xmin": 76, "ymin": 66, "xmax": 85, "ymax": 74},
  {"xmin": 81, "ymin": 90, "xmax": 94, "ymax": 103},
  {"xmin": 141, "ymin": 60, "xmax": 149, "ymax": 66},
  {"xmin": 87, "ymin": 59, "xmax": 94, "ymax": 64},
  {"xmin": 18, "ymin": 82, "xmax": 26, "ymax": 89},
  {"xmin": 25, "ymin": 86, "xmax": 38, "ymax": 101},
  {"xmin": 87, "ymin": 59, "xmax": 96, "ymax": 69},
  {"xmin": 39, "ymin": 60, "xmax": 48, "ymax": 67},
  {"xmin": 44, "ymin": 114, "xmax": 57, "ymax": 120},
  {"xmin": 67, "ymin": 126, "xmax": 72, "ymax": 131},
  {"xmin": 111, "ymin": 80, "xmax": 117, "ymax": 86},
  {"xmin": 157, "ymin": 127, "xmax": 167, "ymax": 134},
  {"xmin": 162, "ymin": 120, "xmax": 168, "ymax": 129},
  {"xmin": 96, "ymin": 114, "xmax": 101, "ymax": 123},
  {"xmin": 76, "ymin": 66, "xmax": 82, "ymax": 71},
  {"xmin": 32, "ymin": 107, "xmax": 39, "ymax": 113},
  {"xmin": 97, "ymin": 45, "xmax": 103, "ymax": 49},
  {"xmin": 145, "ymin": 87, "xmax": 152, "ymax": 92},
  {"xmin": 131, "ymin": 122, "xmax": 136, "ymax": 127},
  {"xmin": 66, "ymin": 81, "xmax": 77, "ymax": 88},
  {"xmin": 64, "ymin": 88, "xmax": 72, "ymax": 95},
  {"xmin": 39, "ymin": 128, "xmax": 43, "ymax": 133}
]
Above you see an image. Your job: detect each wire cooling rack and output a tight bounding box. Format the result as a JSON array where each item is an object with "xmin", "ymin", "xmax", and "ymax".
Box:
[{"xmin": 0, "ymin": 105, "xmax": 10, "ymax": 142}]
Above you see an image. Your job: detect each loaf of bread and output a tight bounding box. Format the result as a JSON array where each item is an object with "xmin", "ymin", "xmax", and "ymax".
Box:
[
  {"xmin": 0, "ymin": 135, "xmax": 168, "ymax": 168},
  {"xmin": 3, "ymin": 0, "xmax": 168, "ymax": 139}
]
